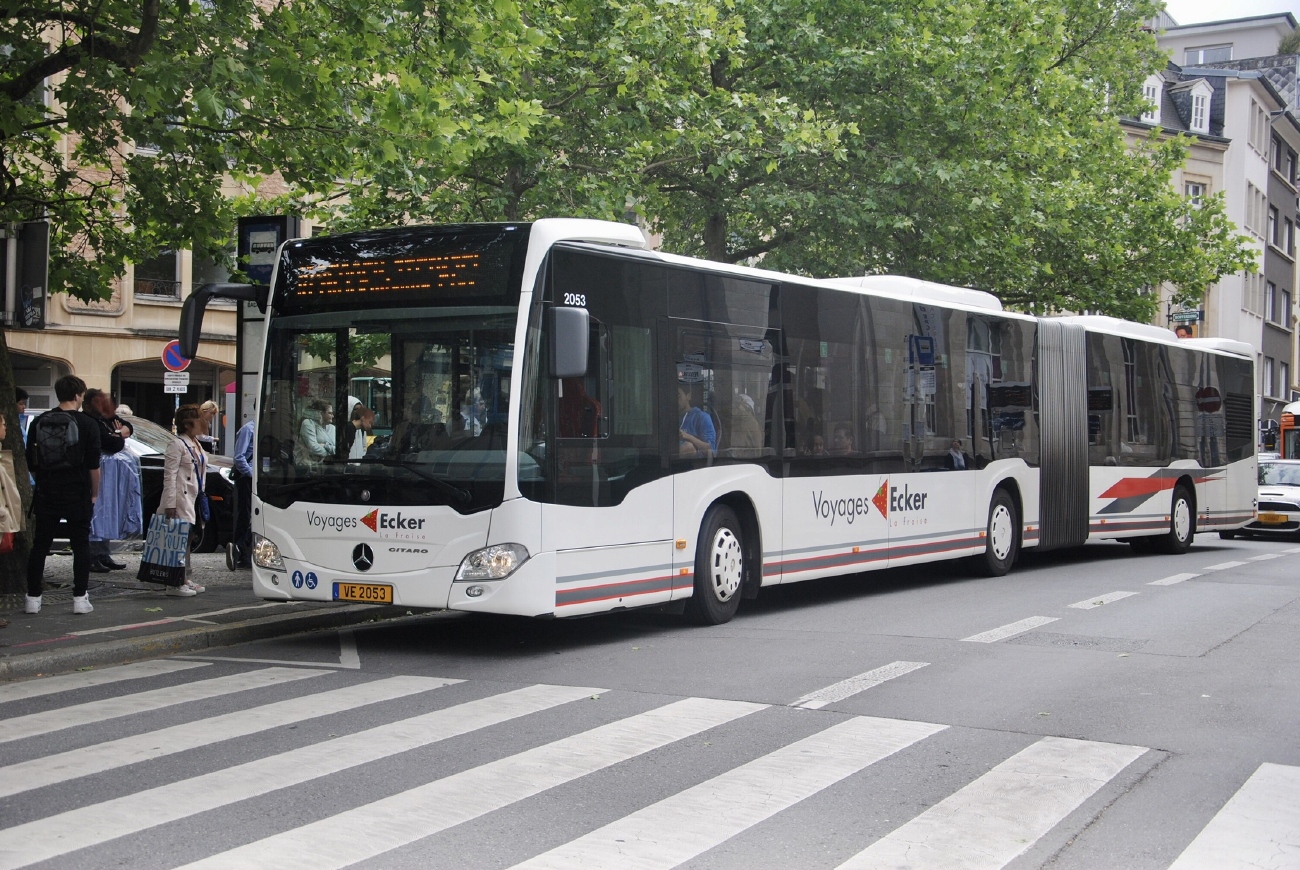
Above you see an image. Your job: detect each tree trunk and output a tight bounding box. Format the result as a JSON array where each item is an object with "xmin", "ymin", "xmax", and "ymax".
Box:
[
  {"xmin": 0, "ymin": 330, "xmax": 33, "ymax": 595},
  {"xmin": 704, "ymin": 211, "xmax": 728, "ymax": 262}
]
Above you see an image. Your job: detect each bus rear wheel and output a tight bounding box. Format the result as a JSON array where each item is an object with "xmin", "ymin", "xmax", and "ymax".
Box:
[
  {"xmin": 684, "ymin": 505, "xmax": 745, "ymax": 625},
  {"xmin": 968, "ymin": 489, "xmax": 1018, "ymax": 577},
  {"xmin": 1153, "ymin": 484, "xmax": 1195, "ymax": 554}
]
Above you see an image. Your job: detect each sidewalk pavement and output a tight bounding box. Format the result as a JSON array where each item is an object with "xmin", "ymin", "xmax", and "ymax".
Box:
[{"xmin": 0, "ymin": 546, "xmax": 412, "ymax": 682}]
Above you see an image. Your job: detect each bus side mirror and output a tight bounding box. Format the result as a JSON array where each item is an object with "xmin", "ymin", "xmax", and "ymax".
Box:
[
  {"xmin": 550, "ymin": 307, "xmax": 589, "ymax": 379},
  {"xmin": 179, "ymin": 282, "xmax": 257, "ymax": 358}
]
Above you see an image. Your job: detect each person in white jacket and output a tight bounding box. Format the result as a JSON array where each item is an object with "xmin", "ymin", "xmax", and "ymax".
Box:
[
  {"xmin": 159, "ymin": 404, "xmax": 207, "ymax": 596},
  {"xmin": 298, "ymin": 400, "xmax": 335, "ymax": 466}
]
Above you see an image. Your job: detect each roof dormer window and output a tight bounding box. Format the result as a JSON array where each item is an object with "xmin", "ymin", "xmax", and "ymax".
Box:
[
  {"xmin": 1191, "ymin": 93, "xmax": 1208, "ymax": 133},
  {"xmin": 1141, "ymin": 75, "xmax": 1162, "ymax": 125}
]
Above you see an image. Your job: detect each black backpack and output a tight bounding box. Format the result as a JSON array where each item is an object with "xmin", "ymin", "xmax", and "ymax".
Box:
[{"xmin": 28, "ymin": 410, "xmax": 83, "ymax": 473}]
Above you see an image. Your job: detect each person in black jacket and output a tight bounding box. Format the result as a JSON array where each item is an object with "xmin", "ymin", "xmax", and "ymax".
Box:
[
  {"xmin": 84, "ymin": 388, "xmax": 127, "ymax": 571},
  {"xmin": 26, "ymin": 375, "xmax": 101, "ymax": 615}
]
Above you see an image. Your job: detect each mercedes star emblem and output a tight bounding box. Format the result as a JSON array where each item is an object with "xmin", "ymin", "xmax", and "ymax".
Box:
[{"xmin": 352, "ymin": 543, "xmax": 374, "ymax": 572}]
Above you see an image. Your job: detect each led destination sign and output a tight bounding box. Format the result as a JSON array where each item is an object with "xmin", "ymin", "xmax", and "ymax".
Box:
[
  {"xmin": 293, "ymin": 253, "xmax": 481, "ymax": 299},
  {"xmin": 274, "ymin": 224, "xmax": 531, "ymax": 312}
]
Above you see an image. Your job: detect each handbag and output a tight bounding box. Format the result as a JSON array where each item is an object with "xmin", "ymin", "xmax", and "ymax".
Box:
[
  {"xmin": 0, "ymin": 532, "xmax": 12, "ymax": 555},
  {"xmin": 137, "ymin": 514, "xmax": 192, "ymax": 586}
]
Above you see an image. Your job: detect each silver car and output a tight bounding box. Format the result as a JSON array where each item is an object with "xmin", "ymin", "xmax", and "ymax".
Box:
[{"xmin": 1226, "ymin": 458, "xmax": 1300, "ymax": 539}]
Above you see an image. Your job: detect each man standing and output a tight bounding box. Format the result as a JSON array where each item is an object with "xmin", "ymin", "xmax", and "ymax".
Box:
[
  {"xmin": 25, "ymin": 375, "xmax": 101, "ymax": 615},
  {"xmin": 231, "ymin": 416, "xmax": 255, "ymax": 569},
  {"xmin": 14, "ymin": 388, "xmax": 28, "ymax": 443},
  {"xmin": 83, "ymin": 388, "xmax": 128, "ymax": 571}
]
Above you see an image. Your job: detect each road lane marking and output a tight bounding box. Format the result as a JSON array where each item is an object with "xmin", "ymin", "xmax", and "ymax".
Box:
[
  {"xmin": 1068, "ymin": 591, "xmax": 1139, "ymax": 610},
  {"xmin": 173, "ymin": 655, "xmax": 354, "ymax": 668},
  {"xmin": 837, "ymin": 736, "xmax": 1146, "ymax": 870},
  {"xmin": 67, "ymin": 603, "xmax": 291, "ymax": 636},
  {"xmin": 175, "ymin": 697, "xmax": 767, "ymax": 870},
  {"xmin": 961, "ymin": 616, "xmax": 1059, "ymax": 643},
  {"xmin": 0, "ymin": 667, "xmax": 325, "ymax": 745},
  {"xmin": 337, "ymin": 628, "xmax": 360, "ymax": 669},
  {"xmin": 510, "ymin": 715, "xmax": 947, "ymax": 870},
  {"xmin": 0, "ymin": 660, "xmax": 208, "ymax": 704},
  {"xmin": 1202, "ymin": 561, "xmax": 1247, "ymax": 571},
  {"xmin": 0, "ymin": 675, "xmax": 455, "ymax": 799},
  {"xmin": 1168, "ymin": 762, "xmax": 1300, "ymax": 870},
  {"xmin": 1149, "ymin": 573, "xmax": 1200, "ymax": 586},
  {"xmin": 0, "ymin": 683, "xmax": 605, "ymax": 870},
  {"xmin": 1247, "ymin": 553, "xmax": 1282, "ymax": 561},
  {"xmin": 792, "ymin": 662, "xmax": 929, "ymax": 709}
]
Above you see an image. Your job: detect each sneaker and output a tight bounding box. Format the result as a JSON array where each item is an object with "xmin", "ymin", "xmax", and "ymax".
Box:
[
  {"xmin": 72, "ymin": 594, "xmax": 93, "ymax": 615},
  {"xmin": 24, "ymin": 596, "xmax": 41, "ymax": 614},
  {"xmin": 165, "ymin": 584, "xmax": 197, "ymax": 597},
  {"xmin": 185, "ymin": 582, "xmax": 205, "ymax": 594}
]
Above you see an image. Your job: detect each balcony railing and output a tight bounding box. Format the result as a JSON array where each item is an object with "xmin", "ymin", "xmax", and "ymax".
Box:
[{"xmin": 134, "ymin": 278, "xmax": 181, "ymax": 299}]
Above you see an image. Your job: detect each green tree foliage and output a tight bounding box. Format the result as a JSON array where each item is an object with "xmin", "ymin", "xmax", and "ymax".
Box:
[
  {"xmin": 352, "ymin": 0, "xmax": 1251, "ymax": 321},
  {"xmin": 0, "ymin": 0, "xmax": 544, "ymax": 587}
]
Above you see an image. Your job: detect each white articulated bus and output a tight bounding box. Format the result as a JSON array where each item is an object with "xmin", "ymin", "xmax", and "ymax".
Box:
[{"xmin": 181, "ymin": 219, "xmax": 1257, "ymax": 624}]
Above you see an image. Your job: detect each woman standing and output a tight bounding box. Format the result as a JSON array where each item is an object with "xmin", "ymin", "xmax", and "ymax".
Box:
[
  {"xmin": 159, "ymin": 404, "xmax": 207, "ymax": 596},
  {"xmin": 0, "ymin": 413, "xmax": 23, "ymax": 627},
  {"xmin": 197, "ymin": 400, "xmax": 220, "ymax": 453}
]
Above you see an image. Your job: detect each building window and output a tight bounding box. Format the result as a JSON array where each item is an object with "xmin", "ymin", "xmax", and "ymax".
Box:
[
  {"xmin": 1185, "ymin": 181, "xmax": 1206, "ymax": 207},
  {"xmin": 1287, "ymin": 151, "xmax": 1297, "ymax": 186},
  {"xmin": 1283, "ymin": 362, "xmax": 1292, "ymax": 397},
  {"xmin": 1265, "ymin": 356, "xmax": 1276, "ymax": 398},
  {"xmin": 1142, "ymin": 78, "xmax": 1161, "ymax": 124},
  {"xmin": 1269, "ymin": 206, "xmax": 1279, "ymax": 247},
  {"xmin": 134, "ymin": 250, "xmax": 180, "ymax": 299},
  {"xmin": 1267, "ymin": 281, "xmax": 1277, "ymax": 321},
  {"xmin": 1249, "ymin": 101, "xmax": 1270, "ymax": 154},
  {"xmin": 1283, "ymin": 287, "xmax": 1293, "ymax": 327},
  {"xmin": 1191, "ymin": 93, "xmax": 1208, "ymax": 133},
  {"xmin": 1185, "ymin": 45, "xmax": 1232, "ymax": 64}
]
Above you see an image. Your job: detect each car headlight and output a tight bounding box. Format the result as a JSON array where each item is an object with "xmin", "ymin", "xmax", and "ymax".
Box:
[
  {"xmin": 455, "ymin": 543, "xmax": 529, "ymax": 582},
  {"xmin": 252, "ymin": 534, "xmax": 285, "ymax": 570}
]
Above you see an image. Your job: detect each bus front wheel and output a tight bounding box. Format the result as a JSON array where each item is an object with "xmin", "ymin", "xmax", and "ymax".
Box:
[
  {"xmin": 969, "ymin": 489, "xmax": 1019, "ymax": 577},
  {"xmin": 684, "ymin": 505, "xmax": 745, "ymax": 625}
]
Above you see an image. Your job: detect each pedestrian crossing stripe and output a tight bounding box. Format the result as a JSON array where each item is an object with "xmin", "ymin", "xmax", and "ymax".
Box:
[
  {"xmin": 0, "ymin": 666, "xmax": 326, "ymax": 745},
  {"xmin": 0, "ymin": 683, "xmax": 603, "ymax": 869},
  {"xmin": 0, "ymin": 660, "xmax": 208, "ymax": 704},
  {"xmin": 836, "ymin": 736, "xmax": 1146, "ymax": 869},
  {"xmin": 0, "ymin": 669, "xmax": 1295, "ymax": 870},
  {"xmin": 0, "ymin": 675, "xmax": 456, "ymax": 799},
  {"xmin": 510, "ymin": 715, "xmax": 946, "ymax": 870},
  {"xmin": 175, "ymin": 697, "xmax": 766, "ymax": 870}
]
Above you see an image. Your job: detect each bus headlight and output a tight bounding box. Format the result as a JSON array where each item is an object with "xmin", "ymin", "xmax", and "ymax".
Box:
[
  {"xmin": 455, "ymin": 543, "xmax": 529, "ymax": 582},
  {"xmin": 252, "ymin": 534, "xmax": 285, "ymax": 571}
]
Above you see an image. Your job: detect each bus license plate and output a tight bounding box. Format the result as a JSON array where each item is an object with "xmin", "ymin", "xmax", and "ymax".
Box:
[
  {"xmin": 334, "ymin": 582, "xmax": 393, "ymax": 604},
  {"xmin": 1258, "ymin": 512, "xmax": 1287, "ymax": 524}
]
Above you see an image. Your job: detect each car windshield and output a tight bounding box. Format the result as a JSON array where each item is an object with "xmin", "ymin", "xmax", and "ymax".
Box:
[{"xmin": 1259, "ymin": 462, "xmax": 1300, "ymax": 486}]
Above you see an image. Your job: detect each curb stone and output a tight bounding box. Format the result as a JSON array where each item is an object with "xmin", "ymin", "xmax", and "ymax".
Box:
[{"xmin": 0, "ymin": 604, "xmax": 412, "ymax": 681}]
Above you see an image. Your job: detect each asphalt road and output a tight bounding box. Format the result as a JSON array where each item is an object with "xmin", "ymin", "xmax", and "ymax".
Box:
[{"xmin": 0, "ymin": 534, "xmax": 1296, "ymax": 869}]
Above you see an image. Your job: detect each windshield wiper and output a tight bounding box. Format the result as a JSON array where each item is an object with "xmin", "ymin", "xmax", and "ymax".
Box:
[{"xmin": 355, "ymin": 458, "xmax": 472, "ymax": 504}]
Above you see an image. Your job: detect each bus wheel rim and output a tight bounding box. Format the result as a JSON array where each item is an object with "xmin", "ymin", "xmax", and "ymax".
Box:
[
  {"xmin": 990, "ymin": 504, "xmax": 1014, "ymax": 561},
  {"xmin": 1173, "ymin": 497, "xmax": 1191, "ymax": 541},
  {"xmin": 711, "ymin": 528, "xmax": 743, "ymax": 601}
]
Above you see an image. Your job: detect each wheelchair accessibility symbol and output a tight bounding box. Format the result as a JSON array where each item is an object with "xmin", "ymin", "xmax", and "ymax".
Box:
[{"xmin": 305, "ymin": 572, "xmax": 318, "ymax": 590}]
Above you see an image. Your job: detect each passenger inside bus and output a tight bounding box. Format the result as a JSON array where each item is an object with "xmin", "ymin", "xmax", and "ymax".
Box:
[
  {"xmin": 678, "ymin": 385, "xmax": 717, "ymax": 458},
  {"xmin": 828, "ymin": 423, "xmax": 855, "ymax": 456}
]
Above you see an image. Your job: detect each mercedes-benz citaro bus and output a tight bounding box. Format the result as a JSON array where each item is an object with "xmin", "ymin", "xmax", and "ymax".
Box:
[{"xmin": 180, "ymin": 219, "xmax": 1257, "ymax": 624}]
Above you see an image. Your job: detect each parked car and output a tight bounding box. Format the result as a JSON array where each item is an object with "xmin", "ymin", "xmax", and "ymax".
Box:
[
  {"xmin": 123, "ymin": 415, "xmax": 235, "ymax": 552},
  {"xmin": 1222, "ymin": 457, "xmax": 1300, "ymax": 540}
]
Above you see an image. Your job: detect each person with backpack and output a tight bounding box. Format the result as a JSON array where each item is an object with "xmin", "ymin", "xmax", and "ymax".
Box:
[{"xmin": 25, "ymin": 375, "xmax": 102, "ymax": 615}]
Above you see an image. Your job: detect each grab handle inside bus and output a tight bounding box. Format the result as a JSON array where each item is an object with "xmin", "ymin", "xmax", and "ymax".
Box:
[
  {"xmin": 179, "ymin": 282, "xmax": 258, "ymax": 358},
  {"xmin": 550, "ymin": 306, "xmax": 590, "ymax": 379}
]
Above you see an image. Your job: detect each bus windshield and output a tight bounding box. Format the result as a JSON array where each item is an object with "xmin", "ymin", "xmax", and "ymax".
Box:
[{"xmin": 256, "ymin": 224, "xmax": 530, "ymax": 512}]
